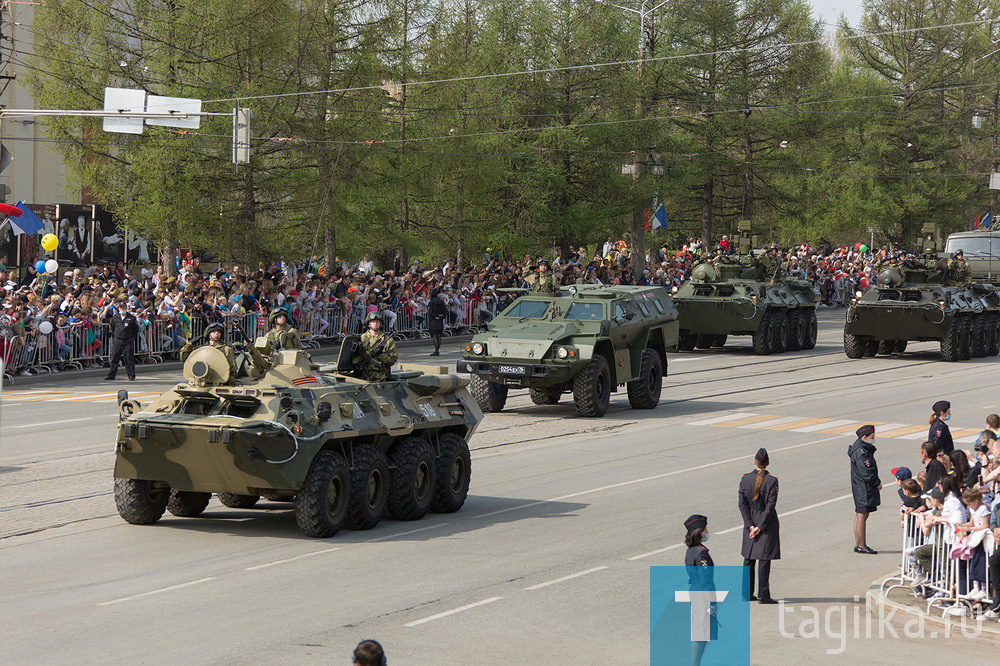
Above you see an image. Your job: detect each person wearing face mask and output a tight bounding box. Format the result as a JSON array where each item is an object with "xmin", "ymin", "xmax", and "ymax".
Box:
[
  {"xmin": 849, "ymin": 424, "xmax": 882, "ymax": 554},
  {"xmin": 738, "ymin": 448, "xmax": 780, "ymax": 603},
  {"xmin": 928, "ymin": 400, "xmax": 954, "ymax": 455}
]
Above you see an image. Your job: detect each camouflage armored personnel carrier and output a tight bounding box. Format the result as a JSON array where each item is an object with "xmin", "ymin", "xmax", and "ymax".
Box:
[
  {"xmin": 113, "ymin": 335, "xmax": 482, "ymax": 538},
  {"xmin": 844, "ymin": 224, "xmax": 1000, "ymax": 361},
  {"xmin": 456, "ymin": 284, "xmax": 678, "ymax": 417},
  {"xmin": 672, "ymin": 222, "xmax": 819, "ymax": 355}
]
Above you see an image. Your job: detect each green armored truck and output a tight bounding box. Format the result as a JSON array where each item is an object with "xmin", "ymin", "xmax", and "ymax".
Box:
[
  {"xmin": 456, "ymin": 284, "xmax": 679, "ymax": 417},
  {"xmin": 672, "ymin": 221, "xmax": 818, "ymax": 354},
  {"xmin": 113, "ymin": 335, "xmax": 483, "ymax": 538}
]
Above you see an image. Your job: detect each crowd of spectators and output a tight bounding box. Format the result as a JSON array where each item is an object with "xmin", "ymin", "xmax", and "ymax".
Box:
[{"xmin": 0, "ymin": 237, "xmax": 893, "ymax": 375}]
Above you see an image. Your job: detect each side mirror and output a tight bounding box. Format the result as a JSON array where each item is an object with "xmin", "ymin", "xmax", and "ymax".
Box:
[
  {"xmin": 117, "ymin": 390, "xmax": 128, "ymax": 405},
  {"xmin": 624, "ymin": 311, "xmax": 635, "ymax": 320},
  {"xmin": 317, "ymin": 401, "xmax": 332, "ymax": 422}
]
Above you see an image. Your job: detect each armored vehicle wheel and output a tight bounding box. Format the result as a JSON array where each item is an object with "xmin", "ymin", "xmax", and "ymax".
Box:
[
  {"xmin": 988, "ymin": 314, "xmax": 1000, "ymax": 356},
  {"xmin": 573, "ymin": 355, "xmax": 612, "ymax": 417},
  {"xmin": 771, "ymin": 313, "xmax": 789, "ymax": 353},
  {"xmin": 470, "ymin": 375, "xmax": 508, "ymax": 413},
  {"xmin": 863, "ymin": 339, "xmax": 878, "ymax": 357},
  {"xmin": 217, "ymin": 493, "xmax": 260, "ymax": 509},
  {"xmin": 295, "ymin": 450, "xmax": 351, "ymax": 537},
  {"xmin": 431, "ymin": 433, "xmax": 471, "ymax": 514},
  {"xmin": 346, "ymin": 444, "xmax": 389, "ymax": 530},
  {"xmin": 941, "ymin": 318, "xmax": 962, "ymax": 362},
  {"xmin": 960, "ymin": 318, "xmax": 974, "ymax": 360},
  {"xmin": 894, "ymin": 341, "xmax": 908, "ymax": 353},
  {"xmin": 387, "ymin": 437, "xmax": 436, "ymax": 521},
  {"xmin": 529, "ymin": 386, "xmax": 562, "ymax": 405},
  {"xmin": 786, "ymin": 311, "xmax": 804, "ymax": 352},
  {"xmin": 752, "ymin": 312, "xmax": 775, "ymax": 355},
  {"xmin": 801, "ymin": 309, "xmax": 818, "ymax": 350},
  {"xmin": 844, "ymin": 333, "xmax": 867, "ymax": 359},
  {"xmin": 678, "ymin": 334, "xmax": 696, "ymax": 352},
  {"xmin": 166, "ymin": 490, "xmax": 211, "ymax": 517},
  {"xmin": 971, "ymin": 314, "xmax": 988, "ymax": 358},
  {"xmin": 711, "ymin": 335, "xmax": 727, "ymax": 348},
  {"xmin": 695, "ymin": 335, "xmax": 714, "ymax": 350},
  {"xmin": 261, "ymin": 490, "xmax": 295, "ymax": 502},
  {"xmin": 627, "ymin": 348, "xmax": 663, "ymax": 410},
  {"xmin": 877, "ymin": 340, "xmax": 895, "ymax": 356},
  {"xmin": 114, "ymin": 478, "xmax": 169, "ymax": 525}
]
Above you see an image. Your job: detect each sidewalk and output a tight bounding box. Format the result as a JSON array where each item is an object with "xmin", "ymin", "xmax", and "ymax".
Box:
[
  {"xmin": 869, "ymin": 573, "xmax": 1000, "ymax": 643},
  {"xmin": 2, "ymin": 336, "xmax": 471, "ymax": 387}
]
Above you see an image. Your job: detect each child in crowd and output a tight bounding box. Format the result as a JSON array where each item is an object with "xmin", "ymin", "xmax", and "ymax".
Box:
[{"xmin": 960, "ymin": 488, "xmax": 991, "ymax": 601}]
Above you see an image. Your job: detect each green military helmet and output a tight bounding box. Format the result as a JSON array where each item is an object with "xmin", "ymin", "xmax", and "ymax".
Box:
[
  {"xmin": 268, "ymin": 308, "xmax": 289, "ymax": 324},
  {"xmin": 365, "ymin": 311, "xmax": 381, "ymax": 323},
  {"xmin": 204, "ymin": 322, "xmax": 226, "ymax": 339}
]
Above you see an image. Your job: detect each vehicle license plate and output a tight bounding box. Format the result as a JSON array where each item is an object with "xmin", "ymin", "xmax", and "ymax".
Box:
[{"xmin": 498, "ymin": 365, "xmax": 525, "ymax": 375}]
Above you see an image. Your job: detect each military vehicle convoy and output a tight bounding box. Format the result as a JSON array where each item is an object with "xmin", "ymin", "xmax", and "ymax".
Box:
[
  {"xmin": 113, "ymin": 336, "xmax": 482, "ymax": 538},
  {"xmin": 457, "ymin": 284, "xmax": 679, "ymax": 417},
  {"xmin": 844, "ymin": 225, "xmax": 1000, "ymax": 361},
  {"xmin": 672, "ymin": 222, "xmax": 819, "ymax": 355}
]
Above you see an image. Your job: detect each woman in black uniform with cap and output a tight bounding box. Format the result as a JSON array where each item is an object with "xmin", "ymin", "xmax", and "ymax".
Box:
[
  {"xmin": 928, "ymin": 400, "xmax": 954, "ymax": 455},
  {"xmin": 848, "ymin": 424, "xmax": 881, "ymax": 554},
  {"xmin": 738, "ymin": 448, "xmax": 780, "ymax": 603},
  {"xmin": 683, "ymin": 514, "xmax": 715, "ymax": 666}
]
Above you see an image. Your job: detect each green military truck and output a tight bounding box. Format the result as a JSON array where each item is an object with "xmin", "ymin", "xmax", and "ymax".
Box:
[
  {"xmin": 945, "ymin": 230, "xmax": 1000, "ymax": 283},
  {"xmin": 456, "ymin": 284, "xmax": 679, "ymax": 417}
]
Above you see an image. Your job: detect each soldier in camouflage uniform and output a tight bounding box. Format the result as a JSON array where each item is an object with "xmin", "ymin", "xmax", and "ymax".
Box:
[
  {"xmin": 352, "ymin": 311, "xmax": 398, "ymax": 381},
  {"xmin": 180, "ymin": 322, "xmax": 237, "ymax": 378},
  {"xmin": 527, "ymin": 259, "xmax": 557, "ymax": 293},
  {"xmin": 755, "ymin": 246, "xmax": 783, "ymax": 282},
  {"xmin": 946, "ymin": 250, "xmax": 971, "ymax": 286},
  {"xmin": 263, "ymin": 308, "xmax": 302, "ymax": 353}
]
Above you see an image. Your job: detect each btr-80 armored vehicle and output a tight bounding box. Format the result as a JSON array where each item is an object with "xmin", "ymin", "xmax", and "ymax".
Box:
[
  {"xmin": 844, "ymin": 225, "xmax": 1000, "ymax": 361},
  {"xmin": 456, "ymin": 284, "xmax": 679, "ymax": 417},
  {"xmin": 113, "ymin": 335, "xmax": 482, "ymax": 538},
  {"xmin": 672, "ymin": 222, "xmax": 818, "ymax": 355}
]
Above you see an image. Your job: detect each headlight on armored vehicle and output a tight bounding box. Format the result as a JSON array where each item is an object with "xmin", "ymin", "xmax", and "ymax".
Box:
[
  {"xmin": 671, "ymin": 285, "xmax": 679, "ymax": 293},
  {"xmin": 855, "ymin": 290, "xmax": 863, "ymax": 298},
  {"xmin": 471, "ymin": 342, "xmax": 485, "ymax": 355},
  {"xmin": 938, "ymin": 300, "xmax": 946, "ymax": 307},
  {"xmin": 557, "ymin": 346, "xmax": 570, "ymax": 359}
]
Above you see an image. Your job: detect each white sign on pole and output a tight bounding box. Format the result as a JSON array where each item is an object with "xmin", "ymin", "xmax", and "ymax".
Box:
[
  {"xmin": 990, "ymin": 173, "xmax": 1000, "ymax": 190},
  {"xmin": 145, "ymin": 95, "xmax": 202, "ymax": 129},
  {"xmin": 102, "ymin": 87, "xmax": 146, "ymax": 134}
]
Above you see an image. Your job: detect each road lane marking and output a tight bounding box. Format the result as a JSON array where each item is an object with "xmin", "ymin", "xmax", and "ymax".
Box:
[
  {"xmin": 243, "ymin": 547, "xmax": 341, "ymax": 571},
  {"xmin": 97, "ymin": 577, "xmax": 216, "ymax": 606},
  {"xmin": 952, "ymin": 428, "xmax": 982, "ymax": 443},
  {"xmin": 878, "ymin": 425, "xmax": 927, "ymax": 438},
  {"xmin": 687, "ymin": 412, "xmax": 757, "ymax": 426},
  {"xmin": 790, "ymin": 419, "xmax": 848, "ymax": 432},
  {"xmin": 630, "ymin": 493, "xmax": 854, "ymax": 560},
  {"xmin": 12, "ymin": 417, "xmax": 94, "ymax": 429},
  {"xmin": 366, "ymin": 523, "xmax": 448, "ymax": 542},
  {"xmin": 738, "ymin": 416, "xmax": 806, "ymax": 430},
  {"xmin": 767, "ymin": 417, "xmax": 829, "ymax": 431},
  {"xmin": 716, "ymin": 414, "xmax": 780, "ymax": 428},
  {"xmin": 524, "ymin": 566, "xmax": 608, "ymax": 591},
  {"xmin": 818, "ymin": 421, "xmax": 873, "ymax": 434},
  {"xmin": 404, "ymin": 596, "xmax": 503, "ymax": 627}
]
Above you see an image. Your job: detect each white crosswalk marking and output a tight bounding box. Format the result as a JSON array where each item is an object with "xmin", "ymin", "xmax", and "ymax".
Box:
[
  {"xmin": 871, "ymin": 423, "xmax": 908, "ymax": 434},
  {"xmin": 791, "ymin": 419, "xmax": 854, "ymax": 432},
  {"xmin": 898, "ymin": 430, "xmax": 931, "ymax": 440},
  {"xmin": 686, "ymin": 412, "xmax": 757, "ymax": 426},
  {"xmin": 739, "ymin": 416, "xmax": 808, "ymax": 430}
]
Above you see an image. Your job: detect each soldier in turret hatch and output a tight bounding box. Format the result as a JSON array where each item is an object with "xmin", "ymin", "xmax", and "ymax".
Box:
[{"xmin": 946, "ymin": 250, "xmax": 971, "ymax": 286}]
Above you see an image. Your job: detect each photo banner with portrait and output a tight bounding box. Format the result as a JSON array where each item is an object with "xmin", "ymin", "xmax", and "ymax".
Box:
[{"xmin": 57, "ymin": 204, "xmax": 95, "ymax": 266}]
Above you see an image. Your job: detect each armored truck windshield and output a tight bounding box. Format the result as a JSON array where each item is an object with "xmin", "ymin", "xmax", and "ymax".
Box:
[
  {"xmin": 502, "ymin": 299, "xmax": 550, "ymax": 318},
  {"xmin": 565, "ymin": 302, "xmax": 605, "ymax": 320}
]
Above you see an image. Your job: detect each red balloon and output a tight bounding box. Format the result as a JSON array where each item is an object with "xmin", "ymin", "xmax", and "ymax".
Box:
[
  {"xmin": 0, "ymin": 203, "xmax": 23, "ymax": 217},
  {"xmin": 854, "ymin": 242, "xmax": 861, "ymax": 250}
]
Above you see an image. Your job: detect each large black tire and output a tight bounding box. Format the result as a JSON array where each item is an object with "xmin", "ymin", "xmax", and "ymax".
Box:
[
  {"xmin": 960, "ymin": 318, "xmax": 974, "ymax": 360},
  {"xmin": 752, "ymin": 312, "xmax": 775, "ymax": 355},
  {"xmin": 863, "ymin": 339, "xmax": 878, "ymax": 357},
  {"xmin": 626, "ymin": 348, "xmax": 662, "ymax": 410},
  {"xmin": 786, "ymin": 310, "xmax": 804, "ymax": 352},
  {"xmin": 572, "ymin": 355, "xmax": 612, "ymax": 417},
  {"xmin": 771, "ymin": 312, "xmax": 789, "ymax": 353},
  {"xmin": 115, "ymin": 478, "xmax": 169, "ymax": 525},
  {"xmin": 971, "ymin": 314, "xmax": 988, "ymax": 358},
  {"xmin": 941, "ymin": 317, "xmax": 962, "ymax": 362},
  {"xmin": 988, "ymin": 314, "xmax": 1000, "ymax": 356},
  {"xmin": 217, "ymin": 493, "xmax": 260, "ymax": 509},
  {"xmin": 801, "ymin": 309, "xmax": 818, "ymax": 349},
  {"xmin": 695, "ymin": 335, "xmax": 714, "ymax": 350},
  {"xmin": 844, "ymin": 333, "xmax": 867, "ymax": 359},
  {"xmin": 386, "ymin": 437, "xmax": 436, "ymax": 521},
  {"xmin": 470, "ymin": 375, "xmax": 508, "ymax": 413},
  {"xmin": 711, "ymin": 335, "xmax": 728, "ymax": 348},
  {"xmin": 528, "ymin": 386, "xmax": 562, "ymax": 405},
  {"xmin": 877, "ymin": 340, "xmax": 895, "ymax": 356},
  {"xmin": 166, "ymin": 490, "xmax": 211, "ymax": 517},
  {"xmin": 295, "ymin": 450, "xmax": 351, "ymax": 537},
  {"xmin": 894, "ymin": 341, "xmax": 908, "ymax": 354},
  {"xmin": 346, "ymin": 444, "xmax": 389, "ymax": 531},
  {"xmin": 678, "ymin": 333, "xmax": 696, "ymax": 352},
  {"xmin": 431, "ymin": 433, "xmax": 471, "ymax": 514}
]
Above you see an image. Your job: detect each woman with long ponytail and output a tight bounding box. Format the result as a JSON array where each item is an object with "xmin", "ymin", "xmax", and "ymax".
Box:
[{"xmin": 738, "ymin": 448, "xmax": 780, "ymax": 604}]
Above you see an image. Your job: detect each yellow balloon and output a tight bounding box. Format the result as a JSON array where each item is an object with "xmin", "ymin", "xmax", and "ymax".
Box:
[{"xmin": 41, "ymin": 233, "xmax": 59, "ymax": 252}]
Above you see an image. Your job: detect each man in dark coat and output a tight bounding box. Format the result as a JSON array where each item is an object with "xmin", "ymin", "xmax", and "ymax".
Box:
[
  {"xmin": 427, "ymin": 290, "xmax": 448, "ymax": 356},
  {"xmin": 105, "ymin": 300, "xmax": 138, "ymax": 381},
  {"xmin": 738, "ymin": 448, "xmax": 780, "ymax": 603},
  {"xmin": 849, "ymin": 424, "xmax": 881, "ymax": 554}
]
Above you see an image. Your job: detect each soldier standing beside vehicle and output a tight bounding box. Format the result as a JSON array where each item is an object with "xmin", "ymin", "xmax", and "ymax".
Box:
[
  {"xmin": 352, "ymin": 311, "xmax": 398, "ymax": 381},
  {"xmin": 264, "ymin": 308, "xmax": 301, "ymax": 353},
  {"xmin": 180, "ymin": 322, "xmax": 236, "ymax": 377},
  {"xmin": 849, "ymin": 424, "xmax": 882, "ymax": 554}
]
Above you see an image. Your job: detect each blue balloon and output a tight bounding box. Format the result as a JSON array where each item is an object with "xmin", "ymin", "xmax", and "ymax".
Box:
[{"xmin": 35, "ymin": 260, "xmax": 46, "ymax": 273}]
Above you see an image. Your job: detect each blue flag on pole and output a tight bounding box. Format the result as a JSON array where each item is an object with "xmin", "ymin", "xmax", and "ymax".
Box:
[
  {"xmin": 983, "ymin": 212, "xmax": 993, "ymax": 229},
  {"xmin": 8, "ymin": 201, "xmax": 44, "ymax": 235},
  {"xmin": 652, "ymin": 203, "xmax": 667, "ymax": 230}
]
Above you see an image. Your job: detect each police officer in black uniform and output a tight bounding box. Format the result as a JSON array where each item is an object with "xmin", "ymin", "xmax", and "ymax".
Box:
[
  {"xmin": 738, "ymin": 448, "xmax": 780, "ymax": 603},
  {"xmin": 683, "ymin": 514, "xmax": 715, "ymax": 666},
  {"xmin": 928, "ymin": 400, "xmax": 954, "ymax": 455},
  {"xmin": 105, "ymin": 299, "xmax": 138, "ymax": 381},
  {"xmin": 848, "ymin": 424, "xmax": 881, "ymax": 554}
]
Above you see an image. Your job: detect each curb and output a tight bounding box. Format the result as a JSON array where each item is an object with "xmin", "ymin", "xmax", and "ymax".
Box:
[
  {"xmin": 867, "ymin": 572, "xmax": 1000, "ymax": 642},
  {"xmin": 2, "ymin": 335, "xmax": 472, "ymax": 387}
]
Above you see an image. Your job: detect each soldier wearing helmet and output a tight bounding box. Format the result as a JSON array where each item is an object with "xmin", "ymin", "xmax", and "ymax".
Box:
[
  {"xmin": 180, "ymin": 322, "xmax": 237, "ymax": 377},
  {"xmin": 946, "ymin": 250, "xmax": 970, "ymax": 286},
  {"xmin": 526, "ymin": 258, "xmax": 556, "ymax": 293},
  {"xmin": 264, "ymin": 308, "xmax": 301, "ymax": 353},
  {"xmin": 351, "ymin": 311, "xmax": 398, "ymax": 381}
]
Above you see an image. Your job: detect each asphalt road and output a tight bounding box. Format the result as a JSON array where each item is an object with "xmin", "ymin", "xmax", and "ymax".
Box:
[{"xmin": 2, "ymin": 311, "xmax": 998, "ymax": 665}]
